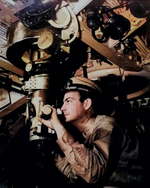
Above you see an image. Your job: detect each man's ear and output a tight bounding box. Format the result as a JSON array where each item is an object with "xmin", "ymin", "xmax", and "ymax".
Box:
[{"xmin": 83, "ymin": 98, "xmax": 92, "ymax": 110}]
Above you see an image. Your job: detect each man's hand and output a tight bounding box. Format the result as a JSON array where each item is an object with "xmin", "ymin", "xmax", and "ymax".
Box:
[
  {"xmin": 37, "ymin": 107, "xmax": 65, "ymax": 139},
  {"xmin": 37, "ymin": 107, "xmax": 61, "ymax": 130},
  {"xmin": 37, "ymin": 116, "xmax": 52, "ymax": 129}
]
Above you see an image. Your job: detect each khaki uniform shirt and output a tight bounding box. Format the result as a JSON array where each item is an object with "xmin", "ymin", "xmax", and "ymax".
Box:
[{"xmin": 55, "ymin": 115, "xmax": 118, "ymax": 185}]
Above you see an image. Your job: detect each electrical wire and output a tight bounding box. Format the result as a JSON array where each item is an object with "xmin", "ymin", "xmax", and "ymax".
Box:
[{"xmin": 67, "ymin": 5, "xmax": 79, "ymax": 44}]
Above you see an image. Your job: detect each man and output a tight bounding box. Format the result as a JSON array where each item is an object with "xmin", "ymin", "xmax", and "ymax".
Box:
[{"xmin": 38, "ymin": 76, "xmax": 139, "ymax": 187}]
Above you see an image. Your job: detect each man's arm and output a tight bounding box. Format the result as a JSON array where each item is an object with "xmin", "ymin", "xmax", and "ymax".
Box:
[
  {"xmin": 55, "ymin": 131, "xmax": 110, "ymax": 184},
  {"xmin": 38, "ymin": 110, "xmax": 111, "ymax": 184}
]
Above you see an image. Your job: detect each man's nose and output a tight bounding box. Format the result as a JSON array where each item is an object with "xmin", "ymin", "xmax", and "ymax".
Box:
[{"xmin": 61, "ymin": 103, "xmax": 65, "ymax": 111}]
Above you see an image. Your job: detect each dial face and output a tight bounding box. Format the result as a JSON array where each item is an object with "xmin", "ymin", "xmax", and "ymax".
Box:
[
  {"xmin": 25, "ymin": 63, "xmax": 32, "ymax": 72},
  {"xmin": 38, "ymin": 31, "xmax": 53, "ymax": 50}
]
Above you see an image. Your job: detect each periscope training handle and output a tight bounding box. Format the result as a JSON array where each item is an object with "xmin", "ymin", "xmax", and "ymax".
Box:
[
  {"xmin": 41, "ymin": 104, "xmax": 62, "ymax": 120},
  {"xmin": 41, "ymin": 105, "xmax": 62, "ymax": 134}
]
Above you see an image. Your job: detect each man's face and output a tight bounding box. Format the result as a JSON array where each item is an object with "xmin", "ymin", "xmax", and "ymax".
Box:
[{"xmin": 61, "ymin": 91, "xmax": 86, "ymax": 123}]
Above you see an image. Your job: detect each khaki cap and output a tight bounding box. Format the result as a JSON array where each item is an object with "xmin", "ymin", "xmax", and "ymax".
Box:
[{"xmin": 65, "ymin": 76, "xmax": 102, "ymax": 93}]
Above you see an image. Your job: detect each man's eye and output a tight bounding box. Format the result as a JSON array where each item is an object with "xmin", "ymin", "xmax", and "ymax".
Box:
[{"xmin": 67, "ymin": 100, "xmax": 71, "ymax": 103}]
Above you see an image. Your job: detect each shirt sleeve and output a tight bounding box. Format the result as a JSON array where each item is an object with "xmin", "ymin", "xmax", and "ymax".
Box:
[{"xmin": 55, "ymin": 125, "xmax": 112, "ymax": 184}]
